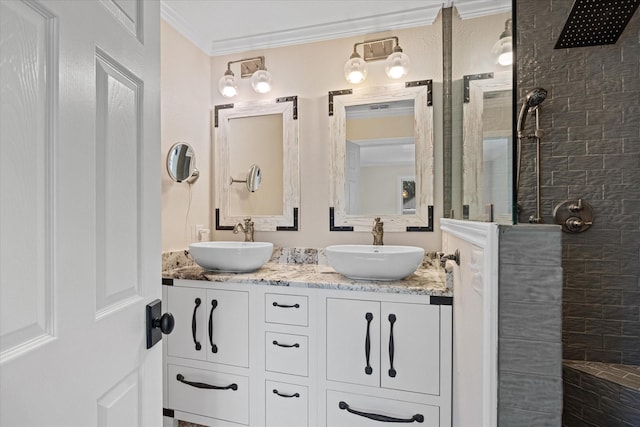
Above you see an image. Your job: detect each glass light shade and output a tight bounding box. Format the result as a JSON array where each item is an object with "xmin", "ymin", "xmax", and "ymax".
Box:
[
  {"xmin": 385, "ymin": 51, "xmax": 410, "ymax": 79},
  {"xmin": 218, "ymin": 73, "xmax": 237, "ymax": 98},
  {"xmin": 492, "ymin": 36, "xmax": 513, "ymax": 66},
  {"xmin": 251, "ymin": 69, "xmax": 272, "ymax": 94},
  {"xmin": 344, "ymin": 56, "xmax": 368, "ymax": 84}
]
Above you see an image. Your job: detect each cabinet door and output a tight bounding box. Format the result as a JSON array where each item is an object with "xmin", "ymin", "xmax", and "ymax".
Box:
[
  {"xmin": 381, "ymin": 302, "xmax": 440, "ymax": 395},
  {"xmin": 205, "ymin": 289, "xmax": 249, "ymax": 367},
  {"xmin": 166, "ymin": 286, "xmax": 207, "ymax": 361},
  {"xmin": 326, "ymin": 298, "xmax": 380, "ymax": 387}
]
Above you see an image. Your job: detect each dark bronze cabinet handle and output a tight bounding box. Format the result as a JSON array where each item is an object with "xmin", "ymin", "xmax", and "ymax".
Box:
[
  {"xmin": 272, "ymin": 340, "xmax": 300, "ymax": 348},
  {"xmin": 208, "ymin": 299, "xmax": 218, "ymax": 353},
  {"xmin": 192, "ymin": 298, "xmax": 201, "ymax": 351},
  {"xmin": 176, "ymin": 374, "xmax": 237, "ymax": 391},
  {"xmin": 272, "ymin": 301, "xmax": 300, "ymax": 308},
  {"xmin": 272, "ymin": 389, "xmax": 300, "ymax": 398},
  {"xmin": 365, "ymin": 312, "xmax": 373, "ymax": 375},
  {"xmin": 388, "ymin": 313, "xmax": 397, "ymax": 378},
  {"xmin": 338, "ymin": 401, "xmax": 424, "ymax": 423}
]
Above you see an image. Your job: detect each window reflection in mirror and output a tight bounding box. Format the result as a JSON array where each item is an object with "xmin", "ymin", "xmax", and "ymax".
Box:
[
  {"xmin": 345, "ymin": 99, "xmax": 415, "ymax": 215},
  {"xmin": 228, "ymin": 114, "xmax": 283, "ymax": 216}
]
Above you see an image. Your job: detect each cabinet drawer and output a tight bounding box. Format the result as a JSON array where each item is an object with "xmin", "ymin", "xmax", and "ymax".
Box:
[
  {"xmin": 167, "ymin": 364, "xmax": 249, "ymax": 425},
  {"xmin": 265, "ymin": 293, "xmax": 308, "ymax": 326},
  {"xmin": 265, "ymin": 332, "xmax": 308, "ymax": 377},
  {"xmin": 326, "ymin": 390, "xmax": 439, "ymax": 427},
  {"xmin": 265, "ymin": 381, "xmax": 308, "ymax": 427}
]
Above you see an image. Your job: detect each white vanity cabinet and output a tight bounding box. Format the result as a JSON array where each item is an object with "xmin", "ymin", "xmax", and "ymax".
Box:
[
  {"xmin": 320, "ymin": 291, "xmax": 452, "ymax": 427},
  {"xmin": 162, "ymin": 279, "xmax": 451, "ymax": 427}
]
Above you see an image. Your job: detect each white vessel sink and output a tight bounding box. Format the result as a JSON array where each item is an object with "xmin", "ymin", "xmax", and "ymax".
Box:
[
  {"xmin": 189, "ymin": 241, "xmax": 273, "ymax": 272},
  {"xmin": 325, "ymin": 245, "xmax": 425, "ymax": 281}
]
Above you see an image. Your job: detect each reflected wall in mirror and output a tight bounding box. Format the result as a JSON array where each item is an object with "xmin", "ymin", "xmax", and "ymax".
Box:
[
  {"xmin": 345, "ymin": 99, "xmax": 415, "ymax": 216},
  {"xmin": 329, "ymin": 83, "xmax": 433, "ymax": 232},
  {"xmin": 214, "ymin": 97, "xmax": 299, "ymax": 231},
  {"xmin": 463, "ymin": 72, "xmax": 512, "ymax": 222}
]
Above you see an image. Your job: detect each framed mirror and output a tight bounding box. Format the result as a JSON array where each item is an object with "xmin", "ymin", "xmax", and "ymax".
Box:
[
  {"xmin": 213, "ymin": 97, "xmax": 299, "ymax": 231},
  {"xmin": 329, "ymin": 83, "xmax": 434, "ymax": 232},
  {"xmin": 463, "ymin": 71, "xmax": 512, "ymax": 222},
  {"xmin": 167, "ymin": 142, "xmax": 199, "ymax": 183}
]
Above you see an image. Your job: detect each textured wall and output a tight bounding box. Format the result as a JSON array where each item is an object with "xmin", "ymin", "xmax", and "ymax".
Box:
[
  {"xmin": 498, "ymin": 225, "xmax": 564, "ymax": 425},
  {"xmin": 516, "ymin": 0, "xmax": 640, "ymax": 364}
]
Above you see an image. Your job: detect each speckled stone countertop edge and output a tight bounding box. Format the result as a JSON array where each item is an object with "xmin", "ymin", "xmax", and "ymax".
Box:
[{"xmin": 161, "ymin": 247, "xmax": 453, "ymax": 297}]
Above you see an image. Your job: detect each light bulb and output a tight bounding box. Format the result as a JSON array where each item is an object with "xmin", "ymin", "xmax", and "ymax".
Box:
[
  {"xmin": 218, "ymin": 72, "xmax": 237, "ymax": 98},
  {"xmin": 385, "ymin": 51, "xmax": 409, "ymax": 79},
  {"xmin": 344, "ymin": 55, "xmax": 368, "ymax": 84},
  {"xmin": 498, "ymin": 50, "xmax": 513, "ymax": 66},
  {"xmin": 251, "ymin": 69, "xmax": 272, "ymax": 94}
]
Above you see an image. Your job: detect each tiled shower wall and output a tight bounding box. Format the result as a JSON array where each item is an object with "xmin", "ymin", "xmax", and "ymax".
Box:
[{"xmin": 516, "ymin": 0, "xmax": 640, "ymax": 364}]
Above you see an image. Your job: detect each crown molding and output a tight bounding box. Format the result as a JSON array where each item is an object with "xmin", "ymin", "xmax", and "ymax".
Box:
[
  {"xmin": 208, "ymin": 5, "xmax": 442, "ymax": 56},
  {"xmin": 160, "ymin": 1, "xmax": 211, "ymax": 55},
  {"xmin": 454, "ymin": 0, "xmax": 511, "ymax": 19}
]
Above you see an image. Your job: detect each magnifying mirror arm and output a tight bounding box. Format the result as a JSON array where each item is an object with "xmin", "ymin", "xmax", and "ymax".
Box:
[{"xmin": 184, "ymin": 168, "xmax": 199, "ymax": 184}]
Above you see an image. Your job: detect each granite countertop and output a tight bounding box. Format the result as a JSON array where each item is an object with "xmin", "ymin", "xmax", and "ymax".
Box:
[{"xmin": 162, "ymin": 247, "xmax": 453, "ymax": 297}]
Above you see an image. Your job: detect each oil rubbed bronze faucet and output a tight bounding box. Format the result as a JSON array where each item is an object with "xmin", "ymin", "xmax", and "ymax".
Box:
[
  {"xmin": 372, "ymin": 217, "xmax": 384, "ymax": 245},
  {"xmin": 233, "ymin": 217, "xmax": 255, "ymax": 242}
]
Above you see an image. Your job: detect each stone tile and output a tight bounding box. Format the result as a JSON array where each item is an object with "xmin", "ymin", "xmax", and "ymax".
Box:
[
  {"xmin": 501, "ymin": 301, "xmax": 562, "ymax": 341},
  {"xmin": 499, "ymin": 372, "xmax": 563, "ymax": 414},
  {"xmin": 500, "ymin": 265, "xmax": 563, "ymax": 303},
  {"xmin": 500, "ymin": 338, "xmax": 562, "ymax": 377},
  {"xmin": 499, "ymin": 406, "xmax": 562, "ymax": 427}
]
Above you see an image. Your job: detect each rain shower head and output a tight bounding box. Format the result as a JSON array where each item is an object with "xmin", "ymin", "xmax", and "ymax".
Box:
[
  {"xmin": 517, "ymin": 88, "xmax": 547, "ymax": 138},
  {"xmin": 555, "ymin": 0, "xmax": 639, "ymax": 49}
]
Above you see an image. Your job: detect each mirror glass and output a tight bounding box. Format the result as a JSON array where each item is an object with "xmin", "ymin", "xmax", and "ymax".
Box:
[
  {"xmin": 345, "ymin": 99, "xmax": 416, "ymax": 215},
  {"xmin": 246, "ymin": 164, "xmax": 261, "ymax": 192},
  {"xmin": 167, "ymin": 142, "xmax": 198, "ymax": 183},
  {"xmin": 214, "ymin": 98, "xmax": 299, "ymax": 231},
  {"xmin": 451, "ymin": 7, "xmax": 513, "ymax": 223},
  {"xmin": 330, "ymin": 84, "xmax": 433, "ymax": 232}
]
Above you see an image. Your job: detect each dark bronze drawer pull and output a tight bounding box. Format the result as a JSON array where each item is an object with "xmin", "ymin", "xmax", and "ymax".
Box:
[
  {"xmin": 272, "ymin": 340, "xmax": 300, "ymax": 348},
  {"xmin": 272, "ymin": 389, "xmax": 300, "ymax": 398},
  {"xmin": 176, "ymin": 374, "xmax": 237, "ymax": 391},
  {"xmin": 338, "ymin": 401, "xmax": 424, "ymax": 423},
  {"xmin": 272, "ymin": 302, "xmax": 300, "ymax": 308},
  {"xmin": 192, "ymin": 298, "xmax": 201, "ymax": 351}
]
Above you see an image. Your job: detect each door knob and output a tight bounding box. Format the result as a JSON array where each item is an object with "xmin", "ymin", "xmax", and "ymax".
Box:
[
  {"xmin": 146, "ymin": 299, "xmax": 174, "ymax": 349},
  {"xmin": 154, "ymin": 312, "xmax": 175, "ymax": 335}
]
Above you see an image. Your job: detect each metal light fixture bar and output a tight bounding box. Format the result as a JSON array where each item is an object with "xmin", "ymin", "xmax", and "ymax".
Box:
[
  {"xmin": 352, "ymin": 36, "xmax": 401, "ymax": 62},
  {"xmin": 225, "ymin": 56, "xmax": 266, "ymax": 78}
]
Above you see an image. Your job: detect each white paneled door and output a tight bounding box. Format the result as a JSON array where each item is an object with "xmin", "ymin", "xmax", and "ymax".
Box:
[{"xmin": 0, "ymin": 1, "xmax": 161, "ymax": 426}]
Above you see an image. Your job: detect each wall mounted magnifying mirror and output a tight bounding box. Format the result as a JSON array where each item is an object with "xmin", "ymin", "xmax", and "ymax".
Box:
[
  {"xmin": 214, "ymin": 96, "xmax": 299, "ymax": 231},
  {"xmin": 230, "ymin": 164, "xmax": 262, "ymax": 192},
  {"xmin": 329, "ymin": 82, "xmax": 434, "ymax": 232},
  {"xmin": 167, "ymin": 142, "xmax": 199, "ymax": 183}
]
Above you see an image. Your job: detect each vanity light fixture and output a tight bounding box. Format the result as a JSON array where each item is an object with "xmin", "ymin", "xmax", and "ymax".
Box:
[
  {"xmin": 218, "ymin": 56, "xmax": 272, "ymax": 98},
  {"xmin": 344, "ymin": 36, "xmax": 410, "ymax": 84},
  {"xmin": 492, "ymin": 19, "xmax": 513, "ymax": 66}
]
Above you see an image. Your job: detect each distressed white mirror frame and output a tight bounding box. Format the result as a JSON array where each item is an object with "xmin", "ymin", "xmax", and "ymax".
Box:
[
  {"xmin": 463, "ymin": 71, "xmax": 512, "ymax": 222},
  {"xmin": 214, "ymin": 97, "xmax": 299, "ymax": 231},
  {"xmin": 329, "ymin": 83, "xmax": 434, "ymax": 232}
]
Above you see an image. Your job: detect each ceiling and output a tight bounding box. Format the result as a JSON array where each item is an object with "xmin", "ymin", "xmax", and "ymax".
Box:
[{"xmin": 160, "ymin": 0, "xmax": 512, "ymax": 56}]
